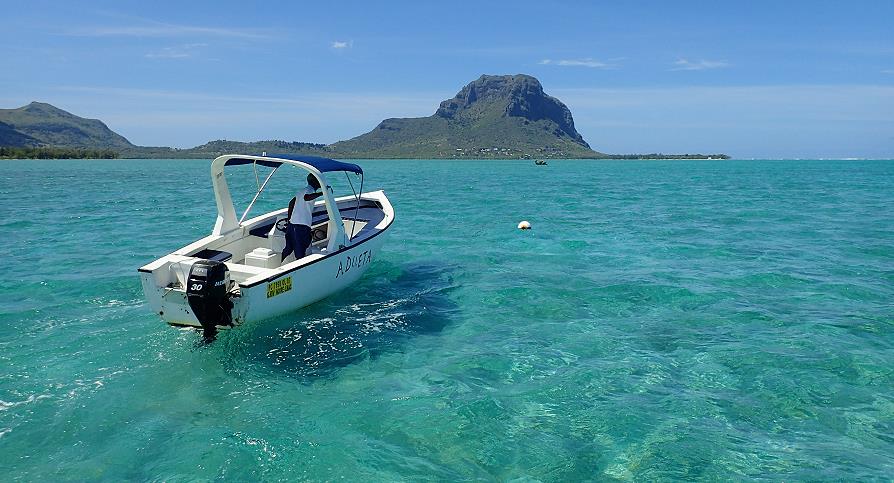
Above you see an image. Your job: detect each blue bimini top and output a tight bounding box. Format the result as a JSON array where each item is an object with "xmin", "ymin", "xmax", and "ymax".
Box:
[{"xmin": 224, "ymin": 154, "xmax": 362, "ymax": 174}]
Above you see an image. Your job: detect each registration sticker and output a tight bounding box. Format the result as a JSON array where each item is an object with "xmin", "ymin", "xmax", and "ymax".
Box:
[{"xmin": 266, "ymin": 276, "xmax": 292, "ymax": 298}]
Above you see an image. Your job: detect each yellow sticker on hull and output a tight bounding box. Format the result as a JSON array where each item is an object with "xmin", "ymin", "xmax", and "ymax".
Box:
[{"xmin": 266, "ymin": 276, "xmax": 292, "ymax": 298}]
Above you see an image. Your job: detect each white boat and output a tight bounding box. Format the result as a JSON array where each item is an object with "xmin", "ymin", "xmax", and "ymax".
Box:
[{"xmin": 138, "ymin": 154, "xmax": 394, "ymax": 337}]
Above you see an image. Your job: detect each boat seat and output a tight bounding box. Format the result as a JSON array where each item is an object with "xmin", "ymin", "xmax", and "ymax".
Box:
[
  {"xmin": 249, "ymin": 220, "xmax": 276, "ymax": 238},
  {"xmin": 192, "ymin": 249, "xmax": 232, "ymax": 262}
]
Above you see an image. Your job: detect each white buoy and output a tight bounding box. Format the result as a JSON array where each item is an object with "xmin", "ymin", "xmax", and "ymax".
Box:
[{"xmin": 517, "ymin": 220, "xmax": 531, "ymax": 230}]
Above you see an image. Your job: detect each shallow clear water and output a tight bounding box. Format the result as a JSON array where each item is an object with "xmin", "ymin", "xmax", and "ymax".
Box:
[{"xmin": 1, "ymin": 159, "xmax": 893, "ymax": 480}]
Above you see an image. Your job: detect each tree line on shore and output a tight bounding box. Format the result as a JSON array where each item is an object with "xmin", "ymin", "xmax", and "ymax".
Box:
[
  {"xmin": 0, "ymin": 145, "xmax": 731, "ymax": 161},
  {"xmin": 0, "ymin": 146, "xmax": 118, "ymax": 159},
  {"xmin": 602, "ymin": 153, "xmax": 731, "ymax": 160}
]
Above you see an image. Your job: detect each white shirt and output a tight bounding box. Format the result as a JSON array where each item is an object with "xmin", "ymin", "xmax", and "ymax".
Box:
[{"xmin": 288, "ymin": 185, "xmax": 316, "ymax": 226}]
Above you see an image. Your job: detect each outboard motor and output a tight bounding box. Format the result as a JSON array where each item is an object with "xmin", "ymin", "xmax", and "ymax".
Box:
[{"xmin": 186, "ymin": 259, "xmax": 233, "ymax": 341}]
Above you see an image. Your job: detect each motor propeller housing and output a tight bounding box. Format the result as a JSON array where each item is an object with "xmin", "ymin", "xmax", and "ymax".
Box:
[{"xmin": 185, "ymin": 259, "xmax": 233, "ymax": 339}]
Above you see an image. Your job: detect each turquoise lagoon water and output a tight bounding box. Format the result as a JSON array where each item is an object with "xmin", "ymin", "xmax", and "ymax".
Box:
[{"xmin": 1, "ymin": 158, "xmax": 893, "ymax": 480}]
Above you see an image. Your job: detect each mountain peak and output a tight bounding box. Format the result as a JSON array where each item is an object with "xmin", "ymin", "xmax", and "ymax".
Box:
[
  {"xmin": 434, "ymin": 74, "xmax": 588, "ymax": 148},
  {"xmin": 22, "ymin": 101, "xmax": 66, "ymax": 113},
  {"xmin": 435, "ymin": 74, "xmax": 541, "ymax": 117}
]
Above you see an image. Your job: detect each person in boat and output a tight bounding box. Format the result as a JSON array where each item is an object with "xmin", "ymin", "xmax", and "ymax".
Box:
[{"xmin": 282, "ymin": 174, "xmax": 324, "ymax": 262}]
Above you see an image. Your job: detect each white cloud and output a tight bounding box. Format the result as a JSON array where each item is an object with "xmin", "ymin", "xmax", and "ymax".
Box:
[
  {"xmin": 671, "ymin": 58, "xmax": 729, "ymax": 71},
  {"xmin": 331, "ymin": 40, "xmax": 353, "ymax": 49},
  {"xmin": 539, "ymin": 58, "xmax": 616, "ymax": 68},
  {"xmin": 68, "ymin": 21, "xmax": 267, "ymax": 40},
  {"xmin": 145, "ymin": 43, "xmax": 208, "ymax": 59},
  {"xmin": 145, "ymin": 49, "xmax": 189, "ymax": 59},
  {"xmin": 883, "ymin": 69, "xmax": 894, "ymax": 74}
]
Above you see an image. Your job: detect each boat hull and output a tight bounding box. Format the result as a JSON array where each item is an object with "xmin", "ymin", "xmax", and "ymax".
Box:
[
  {"xmin": 140, "ymin": 230, "xmax": 388, "ymax": 328},
  {"xmin": 233, "ymin": 231, "xmax": 387, "ymax": 324}
]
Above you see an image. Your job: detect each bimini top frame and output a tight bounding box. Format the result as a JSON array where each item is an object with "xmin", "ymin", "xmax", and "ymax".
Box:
[{"xmin": 210, "ymin": 154, "xmax": 363, "ymax": 253}]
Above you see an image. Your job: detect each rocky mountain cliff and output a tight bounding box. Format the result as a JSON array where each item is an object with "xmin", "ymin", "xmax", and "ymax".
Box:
[
  {"xmin": 435, "ymin": 74, "xmax": 588, "ymax": 146},
  {"xmin": 331, "ymin": 74, "xmax": 600, "ymax": 158}
]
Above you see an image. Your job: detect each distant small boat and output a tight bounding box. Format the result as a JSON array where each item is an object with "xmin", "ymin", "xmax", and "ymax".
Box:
[
  {"xmin": 534, "ymin": 159, "xmax": 548, "ymax": 165},
  {"xmin": 138, "ymin": 154, "xmax": 394, "ymax": 338}
]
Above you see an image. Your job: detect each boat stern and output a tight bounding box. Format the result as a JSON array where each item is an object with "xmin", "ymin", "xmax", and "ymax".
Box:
[{"xmin": 139, "ymin": 255, "xmax": 241, "ymax": 329}]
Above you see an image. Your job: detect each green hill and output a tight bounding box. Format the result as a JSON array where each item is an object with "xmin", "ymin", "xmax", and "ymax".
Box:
[
  {"xmin": 184, "ymin": 139, "xmax": 328, "ymax": 157},
  {"xmin": 114, "ymin": 139, "xmax": 330, "ymax": 159},
  {"xmin": 330, "ymin": 74, "xmax": 602, "ymax": 158},
  {"xmin": 0, "ymin": 102, "xmax": 134, "ymax": 149}
]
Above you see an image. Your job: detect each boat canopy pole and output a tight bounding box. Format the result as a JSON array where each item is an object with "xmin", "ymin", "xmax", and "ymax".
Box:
[
  {"xmin": 344, "ymin": 172, "xmax": 364, "ymax": 240},
  {"xmin": 239, "ymin": 163, "xmax": 280, "ymax": 224}
]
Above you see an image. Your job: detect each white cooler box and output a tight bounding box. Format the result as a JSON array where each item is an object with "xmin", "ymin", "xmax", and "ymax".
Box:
[{"xmin": 244, "ymin": 248, "xmax": 279, "ymax": 269}]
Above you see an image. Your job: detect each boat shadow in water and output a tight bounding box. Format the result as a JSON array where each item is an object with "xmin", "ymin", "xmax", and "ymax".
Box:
[{"xmin": 210, "ymin": 260, "xmax": 461, "ymax": 380}]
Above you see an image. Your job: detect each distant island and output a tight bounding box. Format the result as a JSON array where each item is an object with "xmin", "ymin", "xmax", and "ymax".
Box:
[{"xmin": 0, "ymin": 74, "xmax": 728, "ymax": 160}]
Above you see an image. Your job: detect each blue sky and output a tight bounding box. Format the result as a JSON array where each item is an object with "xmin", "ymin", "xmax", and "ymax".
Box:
[{"xmin": 1, "ymin": 0, "xmax": 892, "ymax": 157}]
